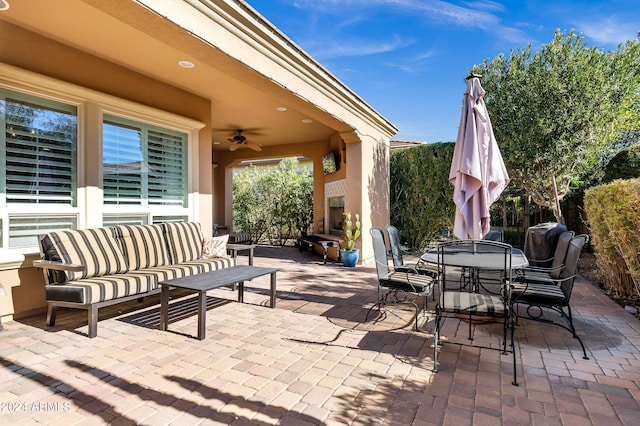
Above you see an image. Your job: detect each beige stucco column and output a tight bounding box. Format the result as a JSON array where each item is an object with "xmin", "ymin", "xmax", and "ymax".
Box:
[{"xmin": 341, "ymin": 130, "xmax": 390, "ymax": 264}]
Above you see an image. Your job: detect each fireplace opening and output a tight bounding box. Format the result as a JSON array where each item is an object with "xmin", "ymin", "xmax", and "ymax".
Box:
[{"xmin": 328, "ymin": 196, "xmax": 344, "ymax": 236}]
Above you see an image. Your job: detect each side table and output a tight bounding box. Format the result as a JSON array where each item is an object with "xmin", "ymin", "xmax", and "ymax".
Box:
[{"xmin": 226, "ymin": 243, "xmax": 256, "ymax": 265}]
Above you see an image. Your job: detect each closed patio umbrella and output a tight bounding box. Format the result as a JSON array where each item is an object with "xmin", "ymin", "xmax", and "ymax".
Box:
[{"xmin": 449, "ymin": 75, "xmax": 509, "ymax": 240}]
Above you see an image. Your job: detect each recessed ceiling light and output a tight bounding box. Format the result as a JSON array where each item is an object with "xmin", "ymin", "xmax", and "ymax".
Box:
[
  {"xmin": 302, "ymin": 118, "xmax": 313, "ymax": 124},
  {"xmin": 213, "ymin": 141, "xmax": 221, "ymax": 145},
  {"xmin": 276, "ymin": 106, "xmax": 287, "ymax": 112},
  {"xmin": 178, "ymin": 60, "xmax": 194, "ymax": 69},
  {"xmin": 0, "ymin": 1, "xmax": 9, "ymax": 11}
]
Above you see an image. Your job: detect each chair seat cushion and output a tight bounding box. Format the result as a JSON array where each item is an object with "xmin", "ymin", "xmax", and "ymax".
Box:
[
  {"xmin": 46, "ymin": 271, "xmax": 160, "ymax": 304},
  {"xmin": 46, "ymin": 257, "xmax": 236, "ymax": 304},
  {"xmin": 143, "ymin": 258, "xmax": 235, "ymax": 282},
  {"xmin": 381, "ymin": 271, "xmax": 434, "ymax": 294},
  {"xmin": 512, "ymin": 283, "xmax": 566, "ymax": 305},
  {"xmin": 229, "ymin": 232, "xmax": 251, "ymax": 244},
  {"xmin": 441, "ymin": 292, "xmax": 505, "ymax": 316}
]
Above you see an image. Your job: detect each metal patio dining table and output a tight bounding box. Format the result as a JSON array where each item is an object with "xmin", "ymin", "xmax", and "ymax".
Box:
[
  {"xmin": 420, "ymin": 242, "xmax": 528, "ymax": 293},
  {"xmin": 420, "ymin": 244, "xmax": 528, "ymax": 270}
]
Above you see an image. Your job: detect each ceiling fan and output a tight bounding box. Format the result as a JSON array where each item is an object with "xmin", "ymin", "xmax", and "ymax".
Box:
[{"xmin": 228, "ymin": 129, "xmax": 262, "ymax": 152}]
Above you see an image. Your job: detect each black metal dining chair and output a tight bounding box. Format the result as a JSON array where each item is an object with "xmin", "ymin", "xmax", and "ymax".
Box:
[
  {"xmin": 367, "ymin": 228, "xmax": 434, "ymax": 330},
  {"xmin": 511, "ymin": 234, "xmax": 590, "ymax": 360},
  {"xmin": 386, "ymin": 225, "xmax": 437, "ymax": 277},
  {"xmin": 483, "ymin": 229, "xmax": 504, "ymax": 242},
  {"xmin": 515, "ymin": 230, "xmax": 574, "ymax": 285},
  {"xmin": 433, "ymin": 239, "xmax": 519, "ymax": 386}
]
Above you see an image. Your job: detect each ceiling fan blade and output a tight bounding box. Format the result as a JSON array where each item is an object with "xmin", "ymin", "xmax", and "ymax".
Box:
[
  {"xmin": 246, "ymin": 141, "xmax": 262, "ymax": 151},
  {"xmin": 229, "ymin": 143, "xmax": 240, "ymax": 152}
]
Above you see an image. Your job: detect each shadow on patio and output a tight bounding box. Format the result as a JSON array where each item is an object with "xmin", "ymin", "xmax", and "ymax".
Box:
[{"xmin": 2, "ymin": 245, "xmax": 639, "ymax": 424}]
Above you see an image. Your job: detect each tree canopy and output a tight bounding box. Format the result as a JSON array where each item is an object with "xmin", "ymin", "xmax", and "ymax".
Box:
[{"xmin": 474, "ymin": 30, "xmax": 640, "ymax": 222}]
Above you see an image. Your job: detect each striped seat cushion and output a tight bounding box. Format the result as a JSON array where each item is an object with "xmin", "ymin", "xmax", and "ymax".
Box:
[
  {"xmin": 44, "ymin": 258, "xmax": 236, "ymax": 304},
  {"xmin": 143, "ymin": 257, "xmax": 237, "ymax": 282},
  {"xmin": 512, "ymin": 283, "xmax": 566, "ymax": 305},
  {"xmin": 45, "ymin": 271, "xmax": 158, "ymax": 304},
  {"xmin": 441, "ymin": 292, "xmax": 505, "ymax": 316},
  {"xmin": 381, "ymin": 272, "xmax": 434, "ymax": 294},
  {"xmin": 111, "ymin": 224, "xmax": 170, "ymax": 270},
  {"xmin": 46, "ymin": 228, "xmax": 128, "ymax": 281},
  {"xmin": 229, "ymin": 232, "xmax": 251, "ymax": 244},
  {"xmin": 163, "ymin": 222, "xmax": 204, "ymax": 264}
]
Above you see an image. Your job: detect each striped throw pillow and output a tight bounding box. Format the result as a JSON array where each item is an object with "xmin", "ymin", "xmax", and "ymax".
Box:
[
  {"xmin": 163, "ymin": 222, "xmax": 204, "ymax": 264},
  {"xmin": 111, "ymin": 224, "xmax": 170, "ymax": 270},
  {"xmin": 47, "ymin": 228, "xmax": 128, "ymax": 281}
]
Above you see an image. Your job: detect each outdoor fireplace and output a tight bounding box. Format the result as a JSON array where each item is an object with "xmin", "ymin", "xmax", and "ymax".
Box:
[{"xmin": 328, "ymin": 196, "xmax": 344, "ymax": 236}]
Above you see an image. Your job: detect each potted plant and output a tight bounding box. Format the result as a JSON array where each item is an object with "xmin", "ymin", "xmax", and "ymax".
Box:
[{"xmin": 340, "ymin": 212, "xmax": 361, "ymax": 267}]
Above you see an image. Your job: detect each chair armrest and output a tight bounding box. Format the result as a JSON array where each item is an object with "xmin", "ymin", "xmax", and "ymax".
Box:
[
  {"xmin": 403, "ymin": 265, "xmax": 420, "ymax": 275},
  {"xmin": 405, "ymin": 263, "xmax": 435, "ymax": 293},
  {"xmin": 543, "ymin": 274, "xmax": 576, "ymax": 285},
  {"xmin": 523, "ymin": 264, "xmax": 563, "ymax": 273},
  {"xmin": 512, "ymin": 274, "xmax": 577, "ymax": 293},
  {"xmin": 33, "ymin": 259, "xmax": 86, "ymax": 273},
  {"xmin": 526, "ymin": 257, "xmax": 553, "ymax": 267}
]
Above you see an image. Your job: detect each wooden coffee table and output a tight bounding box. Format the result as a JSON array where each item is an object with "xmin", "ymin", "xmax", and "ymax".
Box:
[{"xmin": 159, "ymin": 265, "xmax": 277, "ymax": 340}]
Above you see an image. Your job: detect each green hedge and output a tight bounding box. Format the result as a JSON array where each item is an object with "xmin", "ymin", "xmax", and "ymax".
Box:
[
  {"xmin": 390, "ymin": 143, "xmax": 456, "ymax": 251},
  {"xmin": 603, "ymin": 144, "xmax": 640, "ymax": 183},
  {"xmin": 584, "ymin": 178, "xmax": 640, "ymax": 298}
]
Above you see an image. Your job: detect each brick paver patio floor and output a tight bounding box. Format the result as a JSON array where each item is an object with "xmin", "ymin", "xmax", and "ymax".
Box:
[{"xmin": 1, "ymin": 246, "xmax": 638, "ymax": 425}]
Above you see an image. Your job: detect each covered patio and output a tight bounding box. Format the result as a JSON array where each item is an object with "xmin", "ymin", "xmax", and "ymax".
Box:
[
  {"xmin": 0, "ymin": 0, "xmax": 395, "ymax": 325},
  {"xmin": 1, "ymin": 247, "xmax": 638, "ymax": 425}
]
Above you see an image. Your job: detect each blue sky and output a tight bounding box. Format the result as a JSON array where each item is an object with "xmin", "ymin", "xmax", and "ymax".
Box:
[{"xmin": 247, "ymin": 0, "xmax": 639, "ymax": 143}]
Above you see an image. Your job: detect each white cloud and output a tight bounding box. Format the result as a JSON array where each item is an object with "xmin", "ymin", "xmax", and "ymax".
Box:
[
  {"xmin": 461, "ymin": 1, "xmax": 505, "ymax": 13},
  {"xmin": 495, "ymin": 26, "xmax": 535, "ymax": 45},
  {"xmin": 410, "ymin": 0, "xmax": 500, "ymax": 27},
  {"xmin": 291, "ymin": 0, "xmax": 499, "ymax": 28},
  {"xmin": 576, "ymin": 16, "xmax": 638, "ymax": 45},
  {"xmin": 288, "ymin": 0, "xmax": 528, "ymax": 43},
  {"xmin": 415, "ymin": 48, "xmax": 439, "ymax": 62},
  {"xmin": 382, "ymin": 48, "xmax": 440, "ymax": 74},
  {"xmin": 305, "ymin": 34, "xmax": 415, "ymax": 59},
  {"xmin": 382, "ymin": 61, "xmax": 419, "ymax": 73}
]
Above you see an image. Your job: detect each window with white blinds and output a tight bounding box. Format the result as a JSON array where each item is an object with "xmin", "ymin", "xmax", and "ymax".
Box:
[
  {"xmin": 1, "ymin": 93, "xmax": 77, "ymax": 205},
  {"xmin": 103, "ymin": 116, "xmax": 187, "ymax": 208},
  {"xmin": 0, "ymin": 85, "xmax": 194, "ymax": 253},
  {"xmin": 1, "ymin": 89, "xmax": 78, "ymax": 249}
]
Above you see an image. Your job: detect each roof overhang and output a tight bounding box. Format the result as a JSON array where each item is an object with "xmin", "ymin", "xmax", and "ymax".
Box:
[{"xmin": 0, "ymin": 0, "xmax": 397, "ymax": 151}]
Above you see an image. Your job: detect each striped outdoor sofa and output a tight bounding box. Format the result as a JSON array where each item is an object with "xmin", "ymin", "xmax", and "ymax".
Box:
[{"xmin": 33, "ymin": 222, "xmax": 235, "ymax": 338}]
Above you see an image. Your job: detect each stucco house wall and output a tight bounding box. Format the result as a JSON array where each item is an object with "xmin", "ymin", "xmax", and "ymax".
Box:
[{"xmin": 0, "ymin": 0, "xmax": 396, "ymax": 321}]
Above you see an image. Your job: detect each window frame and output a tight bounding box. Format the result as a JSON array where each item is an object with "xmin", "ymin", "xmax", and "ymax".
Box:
[
  {"xmin": 99, "ymin": 109, "xmax": 196, "ymax": 225},
  {"xmin": 102, "ymin": 114, "xmax": 189, "ymax": 209},
  {"xmin": 0, "ymin": 87, "xmax": 82, "ymax": 253},
  {"xmin": 0, "ymin": 68, "xmax": 204, "ymax": 264}
]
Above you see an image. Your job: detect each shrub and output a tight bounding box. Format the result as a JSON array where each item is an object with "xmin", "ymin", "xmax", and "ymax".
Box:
[
  {"xmin": 390, "ymin": 143, "xmax": 456, "ymax": 251},
  {"xmin": 603, "ymin": 144, "xmax": 640, "ymax": 183},
  {"xmin": 584, "ymin": 178, "xmax": 640, "ymax": 298},
  {"xmin": 233, "ymin": 158, "xmax": 313, "ymax": 245}
]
